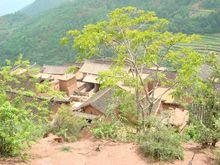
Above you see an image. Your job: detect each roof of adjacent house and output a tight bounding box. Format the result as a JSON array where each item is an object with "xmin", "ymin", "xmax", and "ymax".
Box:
[
  {"xmin": 79, "ymin": 60, "xmax": 112, "ymax": 75},
  {"xmin": 42, "ymin": 65, "xmax": 70, "ymax": 75},
  {"xmin": 58, "ymin": 74, "xmax": 75, "ymax": 81},
  {"xmin": 82, "ymin": 74, "xmax": 99, "ymax": 84},
  {"xmin": 75, "ymin": 88, "xmax": 115, "ymax": 114},
  {"xmin": 73, "ymin": 112, "xmax": 98, "ymax": 120},
  {"xmin": 143, "ymin": 68, "xmax": 177, "ymax": 80}
]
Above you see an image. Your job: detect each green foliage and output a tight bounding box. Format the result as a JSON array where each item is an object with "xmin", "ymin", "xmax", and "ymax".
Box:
[
  {"xmin": 184, "ymin": 124, "xmax": 199, "ymax": 141},
  {"xmin": 91, "ymin": 118, "xmax": 136, "ymax": 142},
  {"xmin": 92, "ymin": 120, "xmax": 120, "ymax": 140},
  {"xmin": 66, "ymin": 6, "xmax": 203, "ymax": 120},
  {"xmin": 184, "ymin": 54, "xmax": 220, "ymax": 147},
  {"xmin": 139, "ymin": 116, "xmax": 184, "ymax": 161},
  {"xmin": 185, "ymin": 119, "xmax": 220, "ymax": 147},
  {"xmin": 61, "ymin": 146, "xmax": 72, "ymax": 152},
  {"xmin": 50, "ymin": 106, "xmax": 87, "ymax": 142},
  {"xmin": 35, "ymin": 81, "xmax": 65, "ymax": 99},
  {"xmin": 92, "ymin": 116, "xmax": 184, "ymax": 161},
  {"xmin": 0, "ymin": 101, "xmax": 44, "ymax": 157},
  {"xmin": 65, "ymin": 66, "xmax": 77, "ymax": 74},
  {"xmin": 0, "ymin": 0, "xmax": 220, "ymax": 65},
  {"xmin": 0, "ymin": 57, "xmax": 59, "ymax": 157},
  {"xmin": 21, "ymin": 0, "xmax": 71, "ymax": 16}
]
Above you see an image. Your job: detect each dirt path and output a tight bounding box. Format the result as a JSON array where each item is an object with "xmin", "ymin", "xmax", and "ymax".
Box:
[{"xmin": 0, "ymin": 134, "xmax": 216, "ymax": 165}]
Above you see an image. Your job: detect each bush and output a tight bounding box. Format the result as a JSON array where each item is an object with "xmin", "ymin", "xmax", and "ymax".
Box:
[
  {"xmin": 139, "ymin": 116, "xmax": 184, "ymax": 161},
  {"xmin": 91, "ymin": 118, "xmax": 136, "ymax": 142},
  {"xmin": 50, "ymin": 106, "xmax": 87, "ymax": 142},
  {"xmin": 92, "ymin": 119, "xmax": 119, "ymax": 140},
  {"xmin": 185, "ymin": 120, "xmax": 220, "ymax": 147},
  {"xmin": 0, "ymin": 101, "xmax": 44, "ymax": 157},
  {"xmin": 184, "ymin": 124, "xmax": 199, "ymax": 141}
]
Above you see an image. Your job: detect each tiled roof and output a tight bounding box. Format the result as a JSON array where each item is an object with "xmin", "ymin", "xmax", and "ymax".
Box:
[
  {"xmin": 79, "ymin": 60, "xmax": 112, "ymax": 75},
  {"xmin": 76, "ymin": 88, "xmax": 115, "ymax": 114},
  {"xmin": 83, "ymin": 74, "xmax": 99, "ymax": 84},
  {"xmin": 42, "ymin": 65, "xmax": 70, "ymax": 75}
]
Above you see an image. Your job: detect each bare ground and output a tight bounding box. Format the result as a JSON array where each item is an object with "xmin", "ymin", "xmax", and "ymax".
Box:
[{"xmin": 0, "ymin": 134, "xmax": 218, "ymax": 165}]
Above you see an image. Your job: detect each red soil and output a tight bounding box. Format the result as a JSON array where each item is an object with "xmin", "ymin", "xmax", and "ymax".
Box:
[{"xmin": 0, "ymin": 134, "xmax": 218, "ymax": 165}]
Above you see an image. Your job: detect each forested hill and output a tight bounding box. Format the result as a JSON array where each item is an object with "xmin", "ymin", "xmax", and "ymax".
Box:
[
  {"xmin": 21, "ymin": 0, "xmax": 75, "ymax": 16},
  {"xmin": 0, "ymin": 0, "xmax": 220, "ymax": 65}
]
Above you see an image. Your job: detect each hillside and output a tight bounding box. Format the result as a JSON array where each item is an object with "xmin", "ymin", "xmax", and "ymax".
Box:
[
  {"xmin": 0, "ymin": 0, "xmax": 220, "ymax": 65},
  {"xmin": 0, "ymin": 135, "xmax": 216, "ymax": 165},
  {"xmin": 21, "ymin": 0, "xmax": 75, "ymax": 16},
  {"xmin": 0, "ymin": 0, "xmax": 34, "ymax": 16}
]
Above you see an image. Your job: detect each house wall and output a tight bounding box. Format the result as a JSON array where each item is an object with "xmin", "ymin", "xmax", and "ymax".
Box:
[
  {"xmin": 75, "ymin": 72, "xmax": 84, "ymax": 81},
  {"xmin": 161, "ymin": 102, "xmax": 182, "ymax": 110},
  {"xmin": 50, "ymin": 81, "xmax": 60, "ymax": 91},
  {"xmin": 94, "ymin": 84, "xmax": 100, "ymax": 93},
  {"xmin": 59, "ymin": 76, "xmax": 77, "ymax": 96},
  {"xmin": 87, "ymin": 83, "xmax": 95, "ymax": 92},
  {"xmin": 83, "ymin": 105, "xmax": 103, "ymax": 115}
]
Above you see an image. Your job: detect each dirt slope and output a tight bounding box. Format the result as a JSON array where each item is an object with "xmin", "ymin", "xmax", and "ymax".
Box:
[{"xmin": 0, "ymin": 134, "xmax": 216, "ymax": 165}]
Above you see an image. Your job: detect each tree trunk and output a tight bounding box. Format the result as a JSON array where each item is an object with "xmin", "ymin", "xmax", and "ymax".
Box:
[{"xmin": 212, "ymin": 139, "xmax": 218, "ymax": 147}]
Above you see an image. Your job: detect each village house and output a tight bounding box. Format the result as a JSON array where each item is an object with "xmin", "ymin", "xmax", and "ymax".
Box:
[
  {"xmin": 73, "ymin": 61, "xmax": 189, "ymax": 131},
  {"xmin": 36, "ymin": 65, "xmax": 79, "ymax": 96},
  {"xmin": 74, "ymin": 88, "xmax": 115, "ymax": 116},
  {"xmin": 10, "ymin": 60, "xmax": 189, "ymax": 130},
  {"xmin": 76, "ymin": 60, "xmax": 113, "ymax": 94},
  {"xmin": 7, "ymin": 66, "xmax": 72, "ymax": 113}
]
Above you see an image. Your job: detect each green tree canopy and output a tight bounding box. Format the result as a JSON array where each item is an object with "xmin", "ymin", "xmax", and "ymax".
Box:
[{"xmin": 63, "ymin": 7, "xmax": 203, "ymax": 121}]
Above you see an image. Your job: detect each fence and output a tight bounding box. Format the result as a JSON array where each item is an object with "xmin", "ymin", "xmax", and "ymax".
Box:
[{"xmin": 188, "ymin": 104, "xmax": 220, "ymax": 124}]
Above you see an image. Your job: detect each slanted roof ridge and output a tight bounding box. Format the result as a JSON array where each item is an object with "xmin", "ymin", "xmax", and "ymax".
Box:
[
  {"xmin": 87, "ymin": 87, "xmax": 111, "ymax": 103},
  {"xmin": 77, "ymin": 88, "xmax": 112, "ymax": 109}
]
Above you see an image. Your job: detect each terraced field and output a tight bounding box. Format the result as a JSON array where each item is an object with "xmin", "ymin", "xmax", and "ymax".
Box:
[{"xmin": 176, "ymin": 34, "xmax": 220, "ymax": 56}]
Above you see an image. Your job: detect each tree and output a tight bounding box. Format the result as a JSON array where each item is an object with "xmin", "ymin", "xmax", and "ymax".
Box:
[
  {"xmin": 63, "ymin": 7, "xmax": 203, "ymax": 122},
  {"xmin": 187, "ymin": 53, "xmax": 220, "ymax": 147},
  {"xmin": 0, "ymin": 56, "xmax": 63, "ymax": 156}
]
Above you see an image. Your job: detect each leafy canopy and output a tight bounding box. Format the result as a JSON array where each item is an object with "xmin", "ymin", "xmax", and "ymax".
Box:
[
  {"xmin": 64, "ymin": 7, "xmax": 203, "ymax": 118},
  {"xmin": 0, "ymin": 56, "xmax": 63, "ymax": 157}
]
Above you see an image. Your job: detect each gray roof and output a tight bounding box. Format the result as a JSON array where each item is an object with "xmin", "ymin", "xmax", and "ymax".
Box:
[
  {"xmin": 77, "ymin": 88, "xmax": 115, "ymax": 114},
  {"xmin": 73, "ymin": 112, "xmax": 98, "ymax": 120},
  {"xmin": 82, "ymin": 74, "xmax": 99, "ymax": 84},
  {"xmin": 79, "ymin": 60, "xmax": 112, "ymax": 75},
  {"xmin": 42, "ymin": 65, "xmax": 70, "ymax": 75}
]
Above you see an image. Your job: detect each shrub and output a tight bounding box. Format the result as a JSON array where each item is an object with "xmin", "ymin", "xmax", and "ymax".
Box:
[
  {"xmin": 92, "ymin": 119, "xmax": 119, "ymax": 140},
  {"xmin": 139, "ymin": 116, "xmax": 184, "ymax": 161},
  {"xmin": 184, "ymin": 124, "xmax": 199, "ymax": 141},
  {"xmin": 91, "ymin": 118, "xmax": 136, "ymax": 142},
  {"xmin": 185, "ymin": 120, "xmax": 220, "ymax": 147},
  {"xmin": 0, "ymin": 57, "xmax": 57, "ymax": 158},
  {"xmin": 0, "ymin": 101, "xmax": 44, "ymax": 157},
  {"xmin": 50, "ymin": 106, "xmax": 87, "ymax": 142}
]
